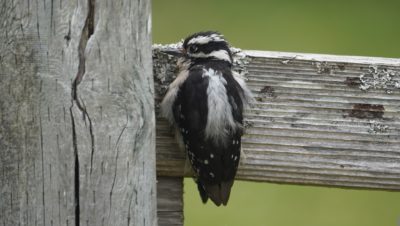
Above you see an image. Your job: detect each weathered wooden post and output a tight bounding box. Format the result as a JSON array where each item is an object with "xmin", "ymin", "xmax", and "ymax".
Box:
[{"xmin": 0, "ymin": 0, "xmax": 156, "ymax": 225}]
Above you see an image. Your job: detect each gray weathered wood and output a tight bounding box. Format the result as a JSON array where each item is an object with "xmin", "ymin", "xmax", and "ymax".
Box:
[
  {"xmin": 157, "ymin": 177, "xmax": 183, "ymax": 226},
  {"xmin": 0, "ymin": 0, "xmax": 156, "ymax": 225},
  {"xmin": 154, "ymin": 45, "xmax": 400, "ymax": 190}
]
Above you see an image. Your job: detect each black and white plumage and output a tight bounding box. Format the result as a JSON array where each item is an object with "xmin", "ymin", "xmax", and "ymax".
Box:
[{"xmin": 161, "ymin": 31, "xmax": 253, "ymax": 206}]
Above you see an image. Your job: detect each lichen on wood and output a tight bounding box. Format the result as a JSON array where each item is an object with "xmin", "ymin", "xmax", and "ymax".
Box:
[{"xmin": 359, "ymin": 65, "xmax": 400, "ymax": 93}]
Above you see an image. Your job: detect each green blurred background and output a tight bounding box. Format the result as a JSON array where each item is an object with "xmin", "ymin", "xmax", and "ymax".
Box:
[{"xmin": 153, "ymin": 1, "xmax": 400, "ymax": 225}]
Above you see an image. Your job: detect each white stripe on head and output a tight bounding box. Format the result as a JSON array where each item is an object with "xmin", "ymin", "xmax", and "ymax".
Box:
[
  {"xmin": 187, "ymin": 34, "xmax": 225, "ymax": 45},
  {"xmin": 190, "ymin": 50, "xmax": 232, "ymax": 63}
]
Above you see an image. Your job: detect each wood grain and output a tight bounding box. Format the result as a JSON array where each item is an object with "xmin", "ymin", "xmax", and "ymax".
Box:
[
  {"xmin": 157, "ymin": 177, "xmax": 183, "ymax": 226},
  {"xmin": 0, "ymin": 0, "xmax": 156, "ymax": 225},
  {"xmin": 154, "ymin": 46, "xmax": 400, "ymax": 190}
]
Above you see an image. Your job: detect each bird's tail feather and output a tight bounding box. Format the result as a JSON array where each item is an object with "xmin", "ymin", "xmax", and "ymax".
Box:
[{"xmin": 197, "ymin": 180, "xmax": 234, "ymax": 206}]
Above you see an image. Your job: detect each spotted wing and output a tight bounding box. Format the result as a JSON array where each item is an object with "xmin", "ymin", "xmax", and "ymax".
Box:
[{"xmin": 172, "ymin": 66, "xmax": 244, "ymax": 206}]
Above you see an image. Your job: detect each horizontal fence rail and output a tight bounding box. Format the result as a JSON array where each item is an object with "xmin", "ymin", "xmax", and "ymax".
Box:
[{"xmin": 153, "ymin": 45, "xmax": 400, "ymax": 190}]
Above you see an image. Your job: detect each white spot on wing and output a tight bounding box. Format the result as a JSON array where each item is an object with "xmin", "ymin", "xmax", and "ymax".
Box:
[
  {"xmin": 204, "ymin": 159, "xmax": 209, "ymax": 165},
  {"xmin": 210, "ymin": 153, "xmax": 214, "ymax": 158}
]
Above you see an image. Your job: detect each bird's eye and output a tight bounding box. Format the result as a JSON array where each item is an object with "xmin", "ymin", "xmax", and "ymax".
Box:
[{"xmin": 189, "ymin": 45, "xmax": 198, "ymax": 53}]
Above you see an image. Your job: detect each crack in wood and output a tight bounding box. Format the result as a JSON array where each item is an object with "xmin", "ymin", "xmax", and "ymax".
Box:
[
  {"xmin": 69, "ymin": 0, "xmax": 96, "ymax": 225},
  {"xmin": 39, "ymin": 113, "xmax": 46, "ymax": 226},
  {"xmin": 69, "ymin": 105, "xmax": 80, "ymax": 226},
  {"xmin": 108, "ymin": 126, "xmax": 126, "ymax": 221}
]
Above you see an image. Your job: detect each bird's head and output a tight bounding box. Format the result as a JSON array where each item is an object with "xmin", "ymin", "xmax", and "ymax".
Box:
[
  {"xmin": 162, "ymin": 31, "xmax": 233, "ymax": 67},
  {"xmin": 182, "ymin": 31, "xmax": 233, "ymax": 64}
]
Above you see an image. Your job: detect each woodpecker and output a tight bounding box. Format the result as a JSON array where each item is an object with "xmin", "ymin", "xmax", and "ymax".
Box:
[{"xmin": 160, "ymin": 31, "xmax": 253, "ymax": 206}]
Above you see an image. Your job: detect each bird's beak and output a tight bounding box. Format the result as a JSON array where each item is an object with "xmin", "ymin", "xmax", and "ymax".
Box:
[{"xmin": 160, "ymin": 47, "xmax": 185, "ymax": 58}]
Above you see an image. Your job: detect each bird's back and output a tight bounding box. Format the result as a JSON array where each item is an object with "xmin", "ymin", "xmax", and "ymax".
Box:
[
  {"xmin": 173, "ymin": 63, "xmax": 244, "ymax": 206},
  {"xmin": 160, "ymin": 31, "xmax": 253, "ymax": 206}
]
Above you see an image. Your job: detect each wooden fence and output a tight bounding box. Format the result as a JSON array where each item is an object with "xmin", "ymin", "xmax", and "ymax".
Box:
[
  {"xmin": 154, "ymin": 45, "xmax": 400, "ymax": 226},
  {"xmin": 3, "ymin": 0, "xmax": 398, "ymax": 225}
]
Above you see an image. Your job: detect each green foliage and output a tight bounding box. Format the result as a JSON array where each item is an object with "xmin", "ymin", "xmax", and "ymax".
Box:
[
  {"xmin": 184, "ymin": 180, "xmax": 400, "ymax": 226},
  {"xmin": 153, "ymin": 0, "xmax": 400, "ymax": 58},
  {"xmin": 153, "ymin": 1, "xmax": 400, "ymax": 225}
]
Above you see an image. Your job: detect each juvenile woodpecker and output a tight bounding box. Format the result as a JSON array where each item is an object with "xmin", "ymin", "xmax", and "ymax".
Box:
[{"xmin": 160, "ymin": 31, "xmax": 253, "ymax": 206}]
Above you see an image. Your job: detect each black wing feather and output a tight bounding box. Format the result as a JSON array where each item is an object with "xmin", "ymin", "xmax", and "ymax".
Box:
[{"xmin": 172, "ymin": 65, "xmax": 244, "ymax": 206}]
